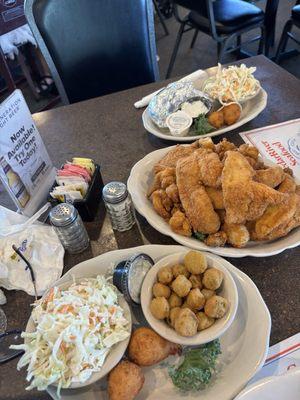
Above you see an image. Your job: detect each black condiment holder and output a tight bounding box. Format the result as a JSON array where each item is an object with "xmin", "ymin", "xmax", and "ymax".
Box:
[{"xmin": 48, "ymin": 164, "xmax": 104, "ymax": 222}]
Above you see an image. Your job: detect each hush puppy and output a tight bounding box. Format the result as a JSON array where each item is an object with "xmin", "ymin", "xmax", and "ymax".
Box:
[
  {"xmin": 184, "ymin": 251, "xmax": 207, "ymax": 274},
  {"xmin": 196, "ymin": 312, "xmax": 215, "ymax": 331},
  {"xmin": 174, "ymin": 308, "xmax": 198, "ymax": 337},
  {"xmin": 108, "ymin": 360, "xmax": 144, "ymax": 400},
  {"xmin": 152, "ymin": 282, "xmax": 171, "ymax": 299},
  {"xmin": 172, "ymin": 263, "xmax": 190, "ymax": 278},
  {"xmin": 208, "ymin": 110, "xmax": 224, "ymax": 129},
  {"xmin": 186, "ymin": 288, "xmax": 205, "ymax": 310},
  {"xmin": 222, "ymin": 103, "xmax": 241, "ymax": 125},
  {"xmin": 171, "ymin": 275, "xmax": 192, "ymax": 297},
  {"xmin": 168, "ymin": 292, "xmax": 182, "ymax": 308},
  {"xmin": 157, "ymin": 266, "xmax": 173, "ymax": 284},
  {"xmin": 205, "ymin": 295, "xmax": 228, "ymax": 319},
  {"xmin": 202, "ymin": 268, "xmax": 223, "ymax": 290},
  {"xmin": 128, "ymin": 327, "xmax": 180, "ymax": 366},
  {"xmin": 150, "ymin": 297, "xmax": 169, "ymax": 320}
]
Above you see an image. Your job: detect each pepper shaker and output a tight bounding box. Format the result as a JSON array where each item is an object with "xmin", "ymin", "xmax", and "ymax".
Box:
[{"xmin": 102, "ymin": 181, "xmax": 135, "ymax": 232}]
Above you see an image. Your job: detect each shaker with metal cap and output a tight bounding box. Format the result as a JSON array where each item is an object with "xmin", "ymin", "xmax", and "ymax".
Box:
[
  {"xmin": 102, "ymin": 181, "xmax": 135, "ymax": 232},
  {"xmin": 49, "ymin": 203, "xmax": 89, "ymax": 254}
]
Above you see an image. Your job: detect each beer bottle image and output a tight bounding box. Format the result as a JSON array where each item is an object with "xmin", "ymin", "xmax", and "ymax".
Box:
[{"xmin": 0, "ymin": 156, "xmax": 30, "ymax": 208}]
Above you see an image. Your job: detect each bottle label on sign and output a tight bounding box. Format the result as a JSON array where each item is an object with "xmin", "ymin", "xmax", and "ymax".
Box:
[{"xmin": 0, "ymin": 89, "xmax": 55, "ymax": 216}]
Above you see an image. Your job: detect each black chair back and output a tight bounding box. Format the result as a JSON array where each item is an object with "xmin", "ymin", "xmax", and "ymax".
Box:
[{"xmin": 25, "ymin": 0, "xmax": 159, "ymax": 104}]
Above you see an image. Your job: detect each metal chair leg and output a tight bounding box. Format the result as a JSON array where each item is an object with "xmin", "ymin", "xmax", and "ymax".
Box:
[
  {"xmin": 166, "ymin": 22, "xmax": 185, "ymax": 79},
  {"xmin": 190, "ymin": 30, "xmax": 199, "ymax": 48},
  {"xmin": 275, "ymin": 20, "xmax": 294, "ymax": 63},
  {"xmin": 258, "ymin": 26, "xmax": 265, "ymax": 55},
  {"xmin": 153, "ymin": 0, "xmax": 169, "ymax": 36}
]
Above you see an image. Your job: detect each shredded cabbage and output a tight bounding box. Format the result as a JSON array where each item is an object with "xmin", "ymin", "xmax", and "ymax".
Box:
[
  {"xmin": 203, "ymin": 63, "xmax": 260, "ymax": 103},
  {"xmin": 10, "ymin": 275, "xmax": 130, "ymax": 397}
]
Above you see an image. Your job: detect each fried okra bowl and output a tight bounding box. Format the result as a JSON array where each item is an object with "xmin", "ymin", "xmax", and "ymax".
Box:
[{"xmin": 141, "ymin": 250, "xmax": 238, "ymax": 345}]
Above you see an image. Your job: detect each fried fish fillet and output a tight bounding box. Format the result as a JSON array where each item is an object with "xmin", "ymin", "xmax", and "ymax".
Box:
[
  {"xmin": 251, "ymin": 194, "xmax": 300, "ymax": 241},
  {"xmin": 197, "ymin": 151, "xmax": 223, "ymax": 188},
  {"xmin": 255, "ymin": 166, "xmax": 285, "ymax": 188},
  {"xmin": 222, "ymin": 151, "xmax": 288, "ymax": 224},
  {"xmin": 176, "ymin": 153, "xmax": 220, "ymax": 234},
  {"xmin": 278, "ymin": 173, "xmax": 297, "ymax": 193},
  {"xmin": 154, "ymin": 145, "xmax": 196, "ymax": 173}
]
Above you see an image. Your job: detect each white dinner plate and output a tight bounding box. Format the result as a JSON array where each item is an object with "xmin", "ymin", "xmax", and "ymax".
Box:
[
  {"xmin": 127, "ymin": 146, "xmax": 300, "ymax": 258},
  {"xmin": 234, "ymin": 367, "xmax": 300, "ymax": 400},
  {"xmin": 142, "ymin": 66, "xmax": 268, "ymax": 142},
  {"xmin": 47, "ymin": 244, "xmax": 271, "ymax": 400}
]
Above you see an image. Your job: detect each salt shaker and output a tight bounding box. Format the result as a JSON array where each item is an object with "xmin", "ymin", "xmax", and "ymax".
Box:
[
  {"xmin": 102, "ymin": 181, "xmax": 135, "ymax": 232},
  {"xmin": 49, "ymin": 203, "xmax": 89, "ymax": 254}
]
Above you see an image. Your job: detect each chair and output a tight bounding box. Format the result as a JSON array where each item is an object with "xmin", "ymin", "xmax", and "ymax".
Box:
[
  {"xmin": 25, "ymin": 0, "xmax": 159, "ymax": 104},
  {"xmin": 166, "ymin": 0, "xmax": 279, "ymax": 78},
  {"xmin": 275, "ymin": 1, "xmax": 300, "ymax": 63}
]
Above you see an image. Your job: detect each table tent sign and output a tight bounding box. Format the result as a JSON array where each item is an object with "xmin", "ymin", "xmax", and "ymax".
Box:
[
  {"xmin": 240, "ymin": 118, "xmax": 300, "ymax": 180},
  {"xmin": 0, "ymin": 89, "xmax": 55, "ymax": 216}
]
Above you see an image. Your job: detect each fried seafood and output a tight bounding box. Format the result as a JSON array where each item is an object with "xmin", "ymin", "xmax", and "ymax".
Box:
[
  {"xmin": 222, "ymin": 151, "xmax": 288, "ymax": 224},
  {"xmin": 255, "ymin": 166, "xmax": 285, "ymax": 188},
  {"xmin": 108, "ymin": 361, "xmax": 144, "ymax": 400},
  {"xmin": 223, "ymin": 222, "xmax": 250, "ymax": 248},
  {"xmin": 165, "ymin": 183, "xmax": 180, "ymax": 203},
  {"xmin": 154, "ymin": 145, "xmax": 196, "ymax": 173},
  {"xmin": 176, "ymin": 153, "xmax": 220, "ymax": 234},
  {"xmin": 204, "ymin": 231, "xmax": 227, "ymax": 247},
  {"xmin": 169, "ymin": 210, "xmax": 192, "ymax": 236},
  {"xmin": 197, "ymin": 150, "xmax": 223, "ymax": 188},
  {"xmin": 278, "ymin": 173, "xmax": 297, "ymax": 193},
  {"xmin": 148, "ymin": 138, "xmax": 300, "ymax": 248},
  {"xmin": 150, "ymin": 189, "xmax": 172, "ymax": 220},
  {"xmin": 128, "ymin": 327, "xmax": 180, "ymax": 366},
  {"xmin": 206, "ymin": 187, "xmax": 224, "ymax": 209},
  {"xmin": 250, "ymin": 193, "xmax": 300, "ymax": 241}
]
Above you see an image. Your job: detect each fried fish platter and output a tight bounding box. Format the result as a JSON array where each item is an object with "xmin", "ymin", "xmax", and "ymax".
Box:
[{"xmin": 148, "ymin": 138, "xmax": 300, "ymax": 248}]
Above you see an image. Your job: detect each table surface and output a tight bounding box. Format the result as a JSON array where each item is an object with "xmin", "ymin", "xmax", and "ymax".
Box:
[{"xmin": 1, "ymin": 55, "xmax": 300, "ymax": 400}]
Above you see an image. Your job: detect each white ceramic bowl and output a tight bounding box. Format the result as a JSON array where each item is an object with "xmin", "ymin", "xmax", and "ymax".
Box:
[
  {"xmin": 25, "ymin": 277, "xmax": 132, "ymax": 389},
  {"xmin": 141, "ymin": 251, "xmax": 238, "ymax": 345},
  {"xmin": 234, "ymin": 368, "xmax": 300, "ymax": 400}
]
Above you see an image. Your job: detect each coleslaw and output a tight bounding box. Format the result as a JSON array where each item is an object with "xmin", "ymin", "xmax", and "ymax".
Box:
[
  {"xmin": 202, "ymin": 63, "xmax": 260, "ymax": 103},
  {"xmin": 10, "ymin": 276, "xmax": 130, "ymax": 396}
]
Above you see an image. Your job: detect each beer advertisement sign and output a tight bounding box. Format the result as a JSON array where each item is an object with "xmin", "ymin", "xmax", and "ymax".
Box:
[{"xmin": 0, "ymin": 89, "xmax": 55, "ymax": 215}]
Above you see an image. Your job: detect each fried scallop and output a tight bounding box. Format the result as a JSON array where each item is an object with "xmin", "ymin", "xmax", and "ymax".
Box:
[
  {"xmin": 204, "ymin": 231, "xmax": 227, "ymax": 247},
  {"xmin": 205, "ymin": 295, "xmax": 228, "ymax": 319},
  {"xmin": 174, "ymin": 308, "xmax": 198, "ymax": 337},
  {"xmin": 108, "ymin": 361, "xmax": 144, "ymax": 400},
  {"xmin": 128, "ymin": 327, "xmax": 180, "ymax": 366},
  {"xmin": 169, "ymin": 210, "xmax": 192, "ymax": 237},
  {"xmin": 184, "ymin": 251, "xmax": 207, "ymax": 274},
  {"xmin": 150, "ymin": 297, "xmax": 169, "ymax": 320},
  {"xmin": 202, "ymin": 268, "xmax": 223, "ymax": 290},
  {"xmin": 208, "ymin": 110, "xmax": 224, "ymax": 129},
  {"xmin": 171, "ymin": 275, "xmax": 192, "ymax": 297}
]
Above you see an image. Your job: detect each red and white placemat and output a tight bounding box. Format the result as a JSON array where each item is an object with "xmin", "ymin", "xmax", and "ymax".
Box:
[
  {"xmin": 240, "ymin": 119, "xmax": 300, "ymax": 179},
  {"xmin": 247, "ymin": 332, "xmax": 300, "ymax": 386}
]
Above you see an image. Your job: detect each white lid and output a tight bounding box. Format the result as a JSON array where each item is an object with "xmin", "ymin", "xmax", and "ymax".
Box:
[{"xmin": 166, "ymin": 110, "xmax": 193, "ymax": 137}]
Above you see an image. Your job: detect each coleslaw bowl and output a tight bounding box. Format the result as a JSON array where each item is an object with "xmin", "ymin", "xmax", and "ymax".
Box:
[{"xmin": 25, "ymin": 276, "xmax": 132, "ymax": 390}]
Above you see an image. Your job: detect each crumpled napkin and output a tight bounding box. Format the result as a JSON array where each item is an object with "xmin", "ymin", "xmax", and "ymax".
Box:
[{"xmin": 0, "ymin": 206, "xmax": 64, "ymax": 297}]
